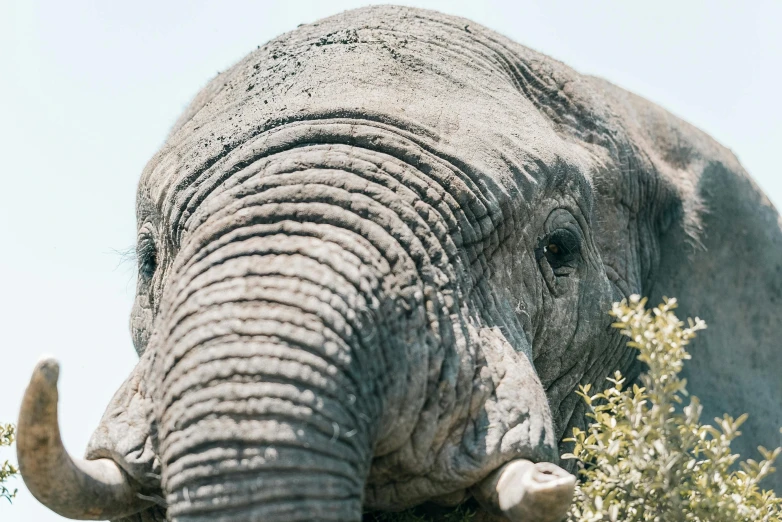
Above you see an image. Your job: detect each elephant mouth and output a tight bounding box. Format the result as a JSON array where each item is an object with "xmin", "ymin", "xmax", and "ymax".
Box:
[{"xmin": 16, "ymin": 355, "xmax": 566, "ymax": 522}]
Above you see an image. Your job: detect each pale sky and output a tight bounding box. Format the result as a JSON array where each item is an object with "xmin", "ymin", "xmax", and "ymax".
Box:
[{"xmin": 0, "ymin": 1, "xmax": 779, "ymax": 520}]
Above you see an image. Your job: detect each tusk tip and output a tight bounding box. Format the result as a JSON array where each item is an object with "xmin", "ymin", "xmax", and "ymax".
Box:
[
  {"xmin": 20, "ymin": 356, "xmax": 60, "ymax": 424},
  {"xmin": 33, "ymin": 356, "xmax": 60, "ymax": 385}
]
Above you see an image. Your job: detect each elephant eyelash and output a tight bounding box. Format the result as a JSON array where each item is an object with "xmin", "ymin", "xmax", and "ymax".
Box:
[
  {"xmin": 137, "ymin": 237, "xmax": 158, "ymax": 279},
  {"xmin": 114, "ymin": 245, "xmax": 139, "ymax": 267}
]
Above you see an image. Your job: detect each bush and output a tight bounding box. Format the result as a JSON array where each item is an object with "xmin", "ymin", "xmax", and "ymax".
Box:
[
  {"xmin": 1, "ymin": 423, "xmax": 17, "ymax": 503},
  {"xmin": 564, "ymin": 296, "xmax": 782, "ymax": 522}
]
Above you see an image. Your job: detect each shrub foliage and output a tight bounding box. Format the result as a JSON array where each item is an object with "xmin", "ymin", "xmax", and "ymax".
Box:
[
  {"xmin": 565, "ymin": 296, "xmax": 782, "ymax": 522},
  {"xmin": 1, "ymin": 423, "xmax": 17, "ymax": 503}
]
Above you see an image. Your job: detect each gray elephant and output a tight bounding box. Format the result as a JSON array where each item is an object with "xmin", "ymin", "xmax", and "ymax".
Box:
[{"xmin": 16, "ymin": 6, "xmax": 782, "ymax": 522}]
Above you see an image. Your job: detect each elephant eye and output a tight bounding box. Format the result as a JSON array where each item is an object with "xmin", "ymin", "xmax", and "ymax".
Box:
[
  {"xmin": 542, "ymin": 228, "xmax": 581, "ymax": 270},
  {"xmin": 137, "ymin": 236, "xmax": 158, "ymax": 280}
]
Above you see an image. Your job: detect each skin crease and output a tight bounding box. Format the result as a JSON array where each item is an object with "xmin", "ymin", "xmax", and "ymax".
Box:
[{"xmin": 18, "ymin": 5, "xmax": 782, "ymax": 522}]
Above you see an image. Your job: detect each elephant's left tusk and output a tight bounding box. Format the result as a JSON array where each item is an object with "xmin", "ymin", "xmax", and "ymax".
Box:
[{"xmin": 16, "ymin": 357, "xmax": 153, "ymax": 520}]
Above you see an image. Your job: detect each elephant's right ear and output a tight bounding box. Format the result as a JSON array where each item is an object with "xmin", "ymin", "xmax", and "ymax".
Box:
[{"xmin": 600, "ymin": 79, "xmax": 782, "ymax": 492}]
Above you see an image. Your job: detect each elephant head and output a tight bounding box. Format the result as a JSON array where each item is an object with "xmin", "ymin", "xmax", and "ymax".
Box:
[{"xmin": 17, "ymin": 6, "xmax": 782, "ymax": 521}]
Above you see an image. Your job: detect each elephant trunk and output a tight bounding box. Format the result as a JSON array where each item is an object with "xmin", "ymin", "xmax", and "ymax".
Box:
[
  {"xmin": 155, "ymin": 178, "xmax": 418, "ymax": 520},
  {"xmin": 160, "ymin": 325, "xmax": 371, "ymax": 522}
]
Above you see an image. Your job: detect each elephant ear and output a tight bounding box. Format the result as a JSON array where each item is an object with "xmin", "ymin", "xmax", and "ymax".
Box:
[{"xmin": 596, "ymin": 78, "xmax": 782, "ymax": 490}]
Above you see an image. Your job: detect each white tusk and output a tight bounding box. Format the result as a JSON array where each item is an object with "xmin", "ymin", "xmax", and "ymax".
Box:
[{"xmin": 473, "ymin": 459, "xmax": 576, "ymax": 522}]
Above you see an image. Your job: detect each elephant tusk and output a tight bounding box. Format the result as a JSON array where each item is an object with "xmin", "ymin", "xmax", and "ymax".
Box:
[
  {"xmin": 16, "ymin": 357, "xmax": 153, "ymax": 520},
  {"xmin": 473, "ymin": 459, "xmax": 576, "ymax": 522}
]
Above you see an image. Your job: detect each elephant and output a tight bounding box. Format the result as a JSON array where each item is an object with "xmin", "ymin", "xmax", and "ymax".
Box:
[{"xmin": 16, "ymin": 5, "xmax": 782, "ymax": 522}]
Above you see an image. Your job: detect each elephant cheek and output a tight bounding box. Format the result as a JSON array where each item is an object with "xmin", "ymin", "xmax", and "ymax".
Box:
[{"xmin": 130, "ymin": 293, "xmax": 154, "ymax": 356}]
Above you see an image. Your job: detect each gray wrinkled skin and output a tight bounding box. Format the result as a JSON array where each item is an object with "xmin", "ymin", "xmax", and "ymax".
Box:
[{"xmin": 60, "ymin": 5, "xmax": 781, "ymax": 521}]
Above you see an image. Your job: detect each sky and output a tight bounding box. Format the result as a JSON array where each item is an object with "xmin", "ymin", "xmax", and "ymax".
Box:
[{"xmin": 0, "ymin": 1, "xmax": 779, "ymax": 520}]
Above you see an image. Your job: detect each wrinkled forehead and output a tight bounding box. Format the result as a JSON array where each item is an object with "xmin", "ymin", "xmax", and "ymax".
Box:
[{"xmin": 139, "ymin": 6, "xmax": 594, "ymax": 219}]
